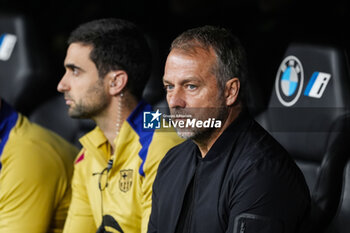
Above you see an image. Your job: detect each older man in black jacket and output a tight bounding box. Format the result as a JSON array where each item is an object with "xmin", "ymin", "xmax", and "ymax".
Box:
[{"xmin": 147, "ymin": 25, "xmax": 311, "ymax": 233}]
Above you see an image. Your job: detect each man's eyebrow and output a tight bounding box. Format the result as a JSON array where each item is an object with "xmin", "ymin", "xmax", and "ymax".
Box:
[
  {"xmin": 163, "ymin": 78, "xmax": 172, "ymax": 84},
  {"xmin": 65, "ymin": 63, "xmax": 84, "ymax": 72},
  {"xmin": 163, "ymin": 77, "xmax": 200, "ymax": 85}
]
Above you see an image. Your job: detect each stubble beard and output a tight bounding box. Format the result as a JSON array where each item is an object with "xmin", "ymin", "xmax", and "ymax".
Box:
[
  {"xmin": 68, "ymin": 81, "xmax": 109, "ymax": 119},
  {"xmin": 172, "ymin": 98, "xmax": 228, "ymax": 142}
]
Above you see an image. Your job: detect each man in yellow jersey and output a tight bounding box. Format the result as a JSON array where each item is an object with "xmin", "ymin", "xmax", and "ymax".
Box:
[
  {"xmin": 57, "ymin": 18, "xmax": 183, "ymax": 233},
  {"xmin": 0, "ymin": 97, "xmax": 78, "ymax": 232}
]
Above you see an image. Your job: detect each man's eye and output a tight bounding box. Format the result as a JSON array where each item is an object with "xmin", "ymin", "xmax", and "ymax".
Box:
[
  {"xmin": 72, "ymin": 69, "xmax": 79, "ymax": 75},
  {"xmin": 187, "ymin": 84, "xmax": 197, "ymax": 90},
  {"xmin": 164, "ymin": 85, "xmax": 174, "ymax": 91}
]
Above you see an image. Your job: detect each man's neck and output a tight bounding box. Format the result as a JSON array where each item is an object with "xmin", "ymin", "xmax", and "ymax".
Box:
[
  {"xmin": 194, "ymin": 106, "xmax": 241, "ymax": 158},
  {"xmin": 94, "ymin": 95, "xmax": 138, "ymax": 154}
]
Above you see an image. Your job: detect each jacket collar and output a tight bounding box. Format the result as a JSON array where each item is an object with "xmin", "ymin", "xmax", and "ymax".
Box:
[
  {"xmin": 79, "ymin": 99, "xmax": 153, "ymax": 150},
  {"xmin": 191, "ymin": 110, "xmax": 252, "ymax": 161}
]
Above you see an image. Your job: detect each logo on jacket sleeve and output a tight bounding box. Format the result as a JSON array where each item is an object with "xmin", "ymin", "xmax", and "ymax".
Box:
[
  {"xmin": 275, "ymin": 55, "xmax": 304, "ymax": 107},
  {"xmin": 119, "ymin": 169, "xmax": 133, "ymax": 192}
]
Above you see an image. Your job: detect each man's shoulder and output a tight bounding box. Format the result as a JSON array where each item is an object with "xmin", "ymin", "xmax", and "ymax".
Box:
[
  {"xmin": 221, "ymin": 118, "xmax": 297, "ymax": 174},
  {"xmin": 8, "ymin": 115, "xmax": 78, "ymax": 159},
  {"xmin": 79, "ymin": 126, "xmax": 103, "ymax": 142},
  {"xmin": 232, "ymin": 121, "xmax": 304, "ymax": 183},
  {"xmin": 152, "ymin": 139, "xmax": 195, "ymax": 190},
  {"xmin": 3, "ymin": 133, "xmax": 76, "ymax": 179},
  {"xmin": 157, "ymin": 139, "xmax": 194, "ymax": 170},
  {"xmin": 145, "ymin": 132, "xmax": 184, "ymax": 161},
  {"xmin": 236, "ymin": 119, "xmax": 289, "ymax": 157},
  {"xmin": 165, "ymin": 139, "xmax": 194, "ymax": 155}
]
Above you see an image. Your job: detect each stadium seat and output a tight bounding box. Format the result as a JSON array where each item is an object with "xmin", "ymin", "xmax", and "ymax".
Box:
[
  {"xmin": 0, "ymin": 14, "xmax": 53, "ymax": 116},
  {"xmin": 0, "ymin": 13, "xmax": 89, "ymax": 145},
  {"xmin": 256, "ymin": 42, "xmax": 350, "ymax": 232},
  {"xmin": 142, "ymin": 33, "xmax": 165, "ymax": 106},
  {"xmin": 325, "ymin": 159, "xmax": 350, "ymax": 233}
]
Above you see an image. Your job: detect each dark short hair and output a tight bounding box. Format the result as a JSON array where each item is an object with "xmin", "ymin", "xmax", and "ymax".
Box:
[
  {"xmin": 68, "ymin": 18, "xmax": 152, "ymax": 100},
  {"xmin": 170, "ymin": 25, "xmax": 247, "ymax": 104}
]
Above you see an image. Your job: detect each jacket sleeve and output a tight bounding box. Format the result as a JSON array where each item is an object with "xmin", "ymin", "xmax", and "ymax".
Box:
[
  {"xmin": 63, "ymin": 152, "xmax": 96, "ymax": 233},
  {"xmin": 141, "ymin": 156, "xmax": 159, "ymax": 233},
  {"xmin": 142, "ymin": 132, "xmax": 183, "ymax": 233},
  {"xmin": 226, "ymin": 158, "xmax": 310, "ymax": 233},
  {"xmin": 146, "ymin": 171, "xmax": 159, "ymax": 233}
]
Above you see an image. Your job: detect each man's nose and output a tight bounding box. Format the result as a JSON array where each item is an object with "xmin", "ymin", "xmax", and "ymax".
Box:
[
  {"xmin": 167, "ymin": 88, "xmax": 186, "ymax": 109},
  {"xmin": 57, "ymin": 73, "xmax": 70, "ymax": 93}
]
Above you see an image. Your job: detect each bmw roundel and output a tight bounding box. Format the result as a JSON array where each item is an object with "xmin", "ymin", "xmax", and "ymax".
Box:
[{"xmin": 275, "ymin": 55, "xmax": 304, "ymax": 107}]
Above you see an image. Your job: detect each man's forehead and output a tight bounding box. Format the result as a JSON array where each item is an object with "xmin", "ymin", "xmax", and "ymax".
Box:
[
  {"xmin": 170, "ymin": 45, "xmax": 215, "ymax": 57},
  {"xmin": 165, "ymin": 49, "xmax": 215, "ymax": 76},
  {"xmin": 65, "ymin": 43, "xmax": 93, "ymax": 64}
]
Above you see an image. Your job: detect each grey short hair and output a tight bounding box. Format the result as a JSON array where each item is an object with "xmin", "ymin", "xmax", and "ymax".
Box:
[{"xmin": 170, "ymin": 25, "xmax": 247, "ymax": 104}]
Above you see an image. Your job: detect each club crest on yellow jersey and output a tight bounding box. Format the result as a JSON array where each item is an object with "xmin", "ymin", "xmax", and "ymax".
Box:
[{"xmin": 119, "ymin": 169, "xmax": 133, "ymax": 192}]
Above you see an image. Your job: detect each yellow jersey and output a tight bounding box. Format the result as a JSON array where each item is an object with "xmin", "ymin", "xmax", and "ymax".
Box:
[
  {"xmin": 63, "ymin": 101, "xmax": 183, "ymax": 233},
  {"xmin": 0, "ymin": 100, "xmax": 78, "ymax": 233}
]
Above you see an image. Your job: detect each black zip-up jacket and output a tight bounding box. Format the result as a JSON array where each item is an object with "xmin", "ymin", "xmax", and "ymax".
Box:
[{"xmin": 148, "ymin": 112, "xmax": 310, "ymax": 233}]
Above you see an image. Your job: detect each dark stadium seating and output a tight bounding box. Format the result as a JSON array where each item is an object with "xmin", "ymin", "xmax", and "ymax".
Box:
[
  {"xmin": 256, "ymin": 42, "xmax": 350, "ymax": 232},
  {"xmin": 0, "ymin": 14, "xmax": 93, "ymax": 146},
  {"xmin": 0, "ymin": 14, "xmax": 53, "ymax": 116},
  {"xmin": 325, "ymin": 159, "xmax": 350, "ymax": 233}
]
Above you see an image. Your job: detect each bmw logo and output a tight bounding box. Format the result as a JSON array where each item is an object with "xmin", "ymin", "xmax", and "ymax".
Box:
[{"xmin": 275, "ymin": 55, "xmax": 304, "ymax": 107}]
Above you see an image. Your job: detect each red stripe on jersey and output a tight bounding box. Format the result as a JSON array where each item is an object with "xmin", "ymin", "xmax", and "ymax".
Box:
[{"xmin": 75, "ymin": 153, "xmax": 85, "ymax": 164}]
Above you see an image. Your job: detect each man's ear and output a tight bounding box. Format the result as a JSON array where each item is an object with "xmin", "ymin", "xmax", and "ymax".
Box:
[
  {"xmin": 107, "ymin": 70, "xmax": 128, "ymax": 96},
  {"xmin": 225, "ymin": 78, "xmax": 240, "ymax": 106}
]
